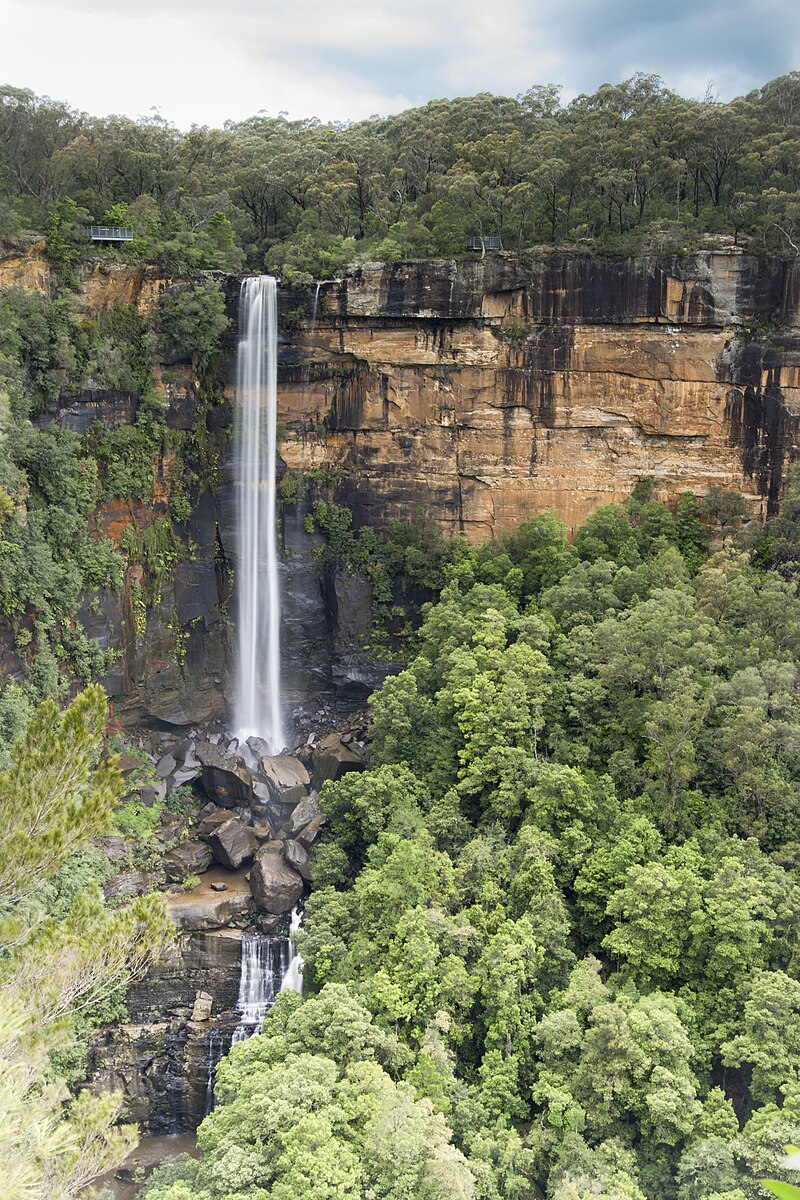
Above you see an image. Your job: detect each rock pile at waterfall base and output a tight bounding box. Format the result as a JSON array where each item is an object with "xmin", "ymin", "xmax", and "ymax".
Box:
[{"xmin": 110, "ymin": 727, "xmax": 363, "ymax": 923}]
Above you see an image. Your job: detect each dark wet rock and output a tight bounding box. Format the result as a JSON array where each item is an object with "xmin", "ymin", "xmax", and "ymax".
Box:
[
  {"xmin": 97, "ymin": 835, "xmax": 134, "ymax": 863},
  {"xmin": 210, "ymin": 881, "xmax": 227, "ymax": 892},
  {"xmin": 197, "ymin": 805, "xmax": 230, "ymax": 837},
  {"xmin": 311, "ymin": 733, "xmax": 364, "ymax": 790},
  {"xmin": 206, "ymin": 817, "xmax": 257, "ymax": 870},
  {"xmin": 195, "ymin": 743, "xmax": 253, "ymax": 808},
  {"xmin": 250, "ymin": 843, "xmax": 304, "ymax": 914},
  {"xmin": 258, "ymin": 754, "xmax": 310, "ymax": 805},
  {"xmin": 162, "ymin": 841, "xmax": 212, "ymax": 883},
  {"xmin": 283, "ymin": 838, "xmax": 311, "ymax": 880}
]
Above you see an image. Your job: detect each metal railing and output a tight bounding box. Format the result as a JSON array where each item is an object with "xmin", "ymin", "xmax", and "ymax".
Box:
[
  {"xmin": 467, "ymin": 235, "xmax": 502, "ymax": 251},
  {"xmin": 86, "ymin": 225, "xmax": 135, "ymax": 241}
]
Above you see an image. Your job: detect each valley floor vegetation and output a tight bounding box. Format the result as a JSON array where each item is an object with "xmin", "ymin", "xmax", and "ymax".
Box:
[{"xmin": 141, "ymin": 480, "xmax": 800, "ymax": 1200}]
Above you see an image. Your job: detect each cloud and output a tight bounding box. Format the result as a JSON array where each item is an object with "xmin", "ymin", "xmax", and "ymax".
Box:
[{"xmin": 0, "ymin": 0, "xmax": 797, "ymax": 127}]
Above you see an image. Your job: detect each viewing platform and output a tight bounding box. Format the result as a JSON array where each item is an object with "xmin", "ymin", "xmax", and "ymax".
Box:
[
  {"xmin": 468, "ymin": 235, "xmax": 502, "ymax": 251},
  {"xmin": 86, "ymin": 225, "xmax": 134, "ymax": 242}
]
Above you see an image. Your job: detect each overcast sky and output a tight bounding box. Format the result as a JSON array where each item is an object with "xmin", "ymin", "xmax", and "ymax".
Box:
[{"xmin": 0, "ymin": 0, "xmax": 798, "ymax": 127}]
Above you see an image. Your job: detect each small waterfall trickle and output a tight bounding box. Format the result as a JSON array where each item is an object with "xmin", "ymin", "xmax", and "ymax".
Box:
[
  {"xmin": 234, "ymin": 275, "xmax": 284, "ymax": 752},
  {"xmin": 231, "ymin": 934, "xmax": 290, "ymax": 1044},
  {"xmin": 203, "ymin": 1028, "xmax": 225, "ymax": 1115},
  {"xmin": 280, "ymin": 907, "xmax": 304, "ymax": 996}
]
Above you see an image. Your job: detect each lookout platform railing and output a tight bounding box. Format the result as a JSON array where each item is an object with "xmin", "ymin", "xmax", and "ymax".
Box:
[{"xmin": 86, "ymin": 225, "xmax": 135, "ymax": 242}]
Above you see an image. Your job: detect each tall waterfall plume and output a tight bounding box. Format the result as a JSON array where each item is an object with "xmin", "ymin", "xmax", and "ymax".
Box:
[{"xmin": 234, "ymin": 275, "xmax": 284, "ymax": 751}]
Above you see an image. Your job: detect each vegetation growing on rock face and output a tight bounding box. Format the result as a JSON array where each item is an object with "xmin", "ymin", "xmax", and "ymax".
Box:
[
  {"xmin": 3, "ymin": 73, "xmax": 800, "ymax": 275},
  {"xmin": 143, "ymin": 475, "xmax": 800, "ymax": 1200},
  {"xmin": 0, "ymin": 279, "xmax": 230, "ymax": 742}
]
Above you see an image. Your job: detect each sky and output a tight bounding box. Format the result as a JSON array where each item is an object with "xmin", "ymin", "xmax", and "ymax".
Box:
[{"xmin": 0, "ymin": 0, "xmax": 797, "ymax": 128}]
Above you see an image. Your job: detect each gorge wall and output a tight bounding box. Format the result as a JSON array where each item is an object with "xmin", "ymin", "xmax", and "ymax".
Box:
[
  {"xmin": 4, "ymin": 247, "xmax": 800, "ymax": 731},
  {"xmin": 277, "ymin": 252, "xmax": 800, "ymax": 539}
]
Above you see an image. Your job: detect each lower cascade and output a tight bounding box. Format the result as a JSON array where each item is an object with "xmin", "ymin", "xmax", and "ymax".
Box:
[
  {"xmin": 231, "ymin": 932, "xmax": 291, "ymax": 1044},
  {"xmin": 280, "ymin": 906, "xmax": 304, "ymax": 996}
]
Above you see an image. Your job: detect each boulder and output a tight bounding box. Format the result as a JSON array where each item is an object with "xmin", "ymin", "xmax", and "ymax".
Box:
[
  {"xmin": 246, "ymin": 736, "xmax": 272, "ymax": 759},
  {"xmin": 283, "ymin": 838, "xmax": 311, "ymax": 880},
  {"xmin": 250, "ymin": 843, "xmax": 304, "ymax": 914},
  {"xmin": 297, "ymin": 813, "xmax": 327, "ymax": 848},
  {"xmin": 139, "ymin": 782, "xmax": 166, "ymax": 807},
  {"xmin": 195, "ymin": 742, "xmax": 253, "ymax": 808},
  {"xmin": 286, "ymin": 794, "xmax": 324, "ymax": 835},
  {"xmin": 311, "ymin": 733, "xmax": 364, "ymax": 791},
  {"xmin": 258, "ymin": 754, "xmax": 310, "ymax": 805},
  {"xmin": 197, "ymin": 806, "xmax": 230, "ymax": 838},
  {"xmin": 191, "ymin": 991, "xmax": 213, "ymax": 1021},
  {"xmin": 162, "ymin": 840, "xmax": 212, "ymax": 883},
  {"xmin": 156, "ymin": 753, "xmax": 177, "ymax": 780},
  {"xmin": 206, "ymin": 818, "xmax": 257, "ymax": 870},
  {"xmin": 104, "ymin": 870, "xmax": 160, "ymax": 900},
  {"xmin": 168, "ymin": 766, "xmax": 201, "ymax": 792}
]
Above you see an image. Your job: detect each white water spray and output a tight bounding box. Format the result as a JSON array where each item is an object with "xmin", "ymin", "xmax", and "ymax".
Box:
[
  {"xmin": 280, "ymin": 907, "xmax": 304, "ymax": 996},
  {"xmin": 231, "ymin": 934, "xmax": 290, "ymax": 1044},
  {"xmin": 234, "ymin": 276, "xmax": 284, "ymax": 751}
]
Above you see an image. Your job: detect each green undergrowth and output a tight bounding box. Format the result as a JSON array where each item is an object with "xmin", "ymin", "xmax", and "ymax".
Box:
[{"xmin": 0, "ymin": 280, "xmax": 230, "ymax": 758}]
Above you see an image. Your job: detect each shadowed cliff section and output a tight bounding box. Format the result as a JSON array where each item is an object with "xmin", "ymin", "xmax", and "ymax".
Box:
[{"xmin": 722, "ymin": 334, "xmax": 800, "ymax": 511}]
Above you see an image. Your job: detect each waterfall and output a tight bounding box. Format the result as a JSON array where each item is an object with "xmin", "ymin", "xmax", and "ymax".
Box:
[
  {"xmin": 234, "ymin": 275, "xmax": 284, "ymax": 752},
  {"xmin": 231, "ymin": 933, "xmax": 290, "ymax": 1043},
  {"xmin": 280, "ymin": 907, "xmax": 304, "ymax": 996}
]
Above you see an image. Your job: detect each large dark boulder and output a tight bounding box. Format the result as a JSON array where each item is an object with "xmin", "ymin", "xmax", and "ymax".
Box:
[
  {"xmin": 250, "ymin": 843, "xmax": 304, "ymax": 914},
  {"xmin": 258, "ymin": 754, "xmax": 310, "ymax": 805},
  {"xmin": 311, "ymin": 733, "xmax": 364, "ymax": 791},
  {"xmin": 195, "ymin": 743, "xmax": 253, "ymax": 808},
  {"xmin": 206, "ymin": 818, "xmax": 257, "ymax": 870}
]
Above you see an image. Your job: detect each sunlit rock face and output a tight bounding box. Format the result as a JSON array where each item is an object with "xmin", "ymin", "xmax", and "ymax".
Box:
[{"xmin": 276, "ymin": 252, "xmax": 800, "ymax": 539}]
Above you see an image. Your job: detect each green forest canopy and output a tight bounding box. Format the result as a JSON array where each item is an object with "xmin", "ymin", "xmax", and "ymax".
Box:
[
  {"xmin": 144, "ymin": 483, "xmax": 800, "ymax": 1200},
  {"xmin": 2, "ymin": 72, "xmax": 800, "ymax": 279}
]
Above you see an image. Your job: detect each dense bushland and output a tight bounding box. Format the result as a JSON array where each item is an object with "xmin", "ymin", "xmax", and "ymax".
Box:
[
  {"xmin": 2, "ymin": 72, "xmax": 800, "ymax": 280},
  {"xmin": 147, "ymin": 479, "xmax": 800, "ymax": 1200}
]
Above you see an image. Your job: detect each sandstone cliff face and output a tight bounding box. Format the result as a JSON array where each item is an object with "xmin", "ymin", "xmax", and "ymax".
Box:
[
  {"xmin": 5, "ymin": 250, "xmax": 800, "ymax": 726},
  {"xmin": 277, "ymin": 253, "xmax": 800, "ymax": 538}
]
